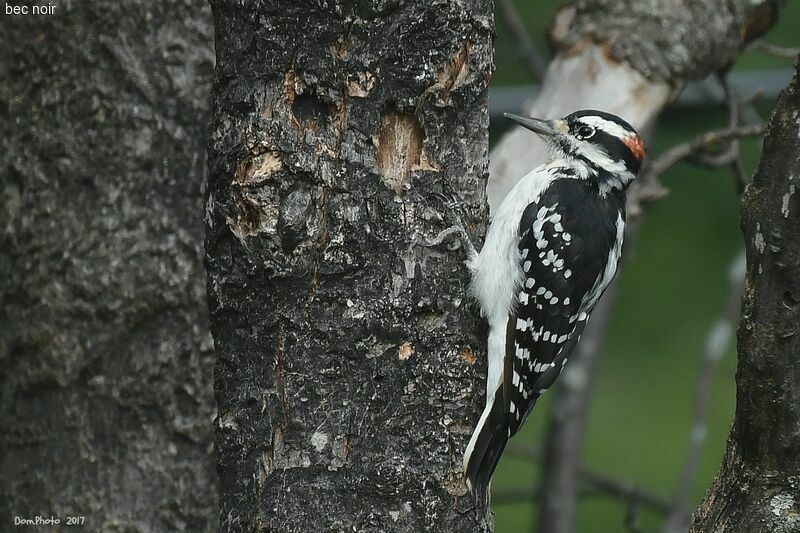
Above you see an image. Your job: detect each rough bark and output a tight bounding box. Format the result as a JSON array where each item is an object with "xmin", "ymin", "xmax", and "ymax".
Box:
[
  {"xmin": 689, "ymin": 59, "xmax": 800, "ymax": 533},
  {"xmin": 0, "ymin": 1, "xmax": 216, "ymax": 531},
  {"xmin": 483, "ymin": 2, "xmax": 782, "ymax": 533},
  {"xmin": 205, "ymin": 1, "xmax": 493, "ymax": 532}
]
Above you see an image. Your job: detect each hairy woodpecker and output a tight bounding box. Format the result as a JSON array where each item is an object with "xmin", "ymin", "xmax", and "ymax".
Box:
[{"xmin": 443, "ymin": 110, "xmax": 645, "ymax": 502}]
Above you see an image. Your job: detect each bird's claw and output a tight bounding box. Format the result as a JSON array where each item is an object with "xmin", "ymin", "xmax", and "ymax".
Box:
[
  {"xmin": 432, "ymin": 190, "xmax": 460, "ymax": 208},
  {"xmin": 424, "ymin": 190, "xmax": 478, "ymax": 262},
  {"xmin": 431, "ymin": 191, "xmax": 466, "ymax": 226}
]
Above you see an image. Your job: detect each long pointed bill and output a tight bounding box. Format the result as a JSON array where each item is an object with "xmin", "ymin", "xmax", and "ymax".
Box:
[{"xmin": 503, "ymin": 112, "xmax": 559, "ymax": 136}]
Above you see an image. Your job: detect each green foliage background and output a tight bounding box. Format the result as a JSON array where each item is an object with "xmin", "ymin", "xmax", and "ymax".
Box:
[{"xmin": 490, "ymin": 3, "xmax": 800, "ymax": 531}]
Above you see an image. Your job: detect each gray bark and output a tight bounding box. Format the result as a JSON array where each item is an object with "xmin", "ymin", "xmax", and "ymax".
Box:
[
  {"xmin": 205, "ymin": 1, "xmax": 493, "ymax": 532},
  {"xmin": 689, "ymin": 59, "xmax": 800, "ymax": 533},
  {"xmin": 0, "ymin": 1, "xmax": 216, "ymax": 531}
]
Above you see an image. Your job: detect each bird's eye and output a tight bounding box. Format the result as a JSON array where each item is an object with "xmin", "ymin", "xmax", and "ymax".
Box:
[{"xmin": 576, "ymin": 125, "xmax": 595, "ymax": 139}]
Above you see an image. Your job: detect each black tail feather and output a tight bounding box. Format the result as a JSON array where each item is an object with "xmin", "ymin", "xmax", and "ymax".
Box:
[{"xmin": 464, "ymin": 387, "xmax": 508, "ymax": 503}]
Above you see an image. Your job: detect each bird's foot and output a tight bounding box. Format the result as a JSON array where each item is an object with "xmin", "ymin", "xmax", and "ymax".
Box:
[{"xmin": 421, "ymin": 192, "xmax": 479, "ymax": 264}]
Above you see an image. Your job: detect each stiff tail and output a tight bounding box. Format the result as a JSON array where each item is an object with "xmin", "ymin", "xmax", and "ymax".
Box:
[{"xmin": 462, "ymin": 386, "xmax": 508, "ymax": 503}]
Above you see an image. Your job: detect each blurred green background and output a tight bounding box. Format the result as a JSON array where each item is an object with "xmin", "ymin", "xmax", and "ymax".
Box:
[{"xmin": 489, "ymin": 2, "xmax": 800, "ymax": 532}]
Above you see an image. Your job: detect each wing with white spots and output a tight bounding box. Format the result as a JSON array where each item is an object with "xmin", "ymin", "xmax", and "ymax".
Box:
[{"xmin": 503, "ymin": 179, "xmax": 623, "ymax": 437}]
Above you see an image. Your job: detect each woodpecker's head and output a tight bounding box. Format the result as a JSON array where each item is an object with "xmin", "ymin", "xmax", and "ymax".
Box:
[{"xmin": 505, "ymin": 110, "xmax": 645, "ymax": 192}]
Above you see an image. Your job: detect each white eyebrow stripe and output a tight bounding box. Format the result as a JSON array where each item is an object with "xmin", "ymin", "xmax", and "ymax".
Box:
[{"xmin": 579, "ymin": 116, "xmax": 634, "ymax": 139}]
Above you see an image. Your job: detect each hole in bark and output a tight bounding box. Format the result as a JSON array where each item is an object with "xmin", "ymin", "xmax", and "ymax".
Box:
[
  {"xmin": 229, "ymin": 188, "xmax": 279, "ymax": 242},
  {"xmin": 783, "ymin": 290, "xmax": 799, "ymax": 308},
  {"xmin": 77, "ymin": 351, "xmax": 105, "ymax": 386},
  {"xmin": 235, "ymin": 151, "xmax": 283, "ymax": 186},
  {"xmin": 292, "ymin": 92, "xmax": 332, "ymax": 124},
  {"xmin": 375, "ymin": 108, "xmax": 424, "ymax": 195},
  {"xmin": 2, "ymin": 165, "xmax": 24, "ymax": 225}
]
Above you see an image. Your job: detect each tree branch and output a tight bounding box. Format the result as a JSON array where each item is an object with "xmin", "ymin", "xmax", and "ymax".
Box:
[
  {"xmin": 497, "ymin": 445, "xmax": 671, "ymax": 513},
  {"xmin": 750, "ymin": 40, "xmax": 800, "ymax": 59},
  {"xmin": 642, "ymin": 124, "xmax": 766, "ymax": 184},
  {"xmin": 496, "ymin": 0, "xmax": 547, "ymax": 82}
]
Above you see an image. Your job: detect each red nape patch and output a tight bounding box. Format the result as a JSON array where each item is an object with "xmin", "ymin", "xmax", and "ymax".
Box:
[{"xmin": 622, "ymin": 134, "xmax": 645, "ymax": 161}]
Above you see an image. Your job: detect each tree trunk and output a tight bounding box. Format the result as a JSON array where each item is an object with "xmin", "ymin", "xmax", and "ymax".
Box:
[
  {"xmin": 485, "ymin": 2, "xmax": 782, "ymax": 533},
  {"xmin": 0, "ymin": 2, "xmax": 216, "ymax": 531},
  {"xmin": 205, "ymin": 1, "xmax": 493, "ymax": 532},
  {"xmin": 689, "ymin": 59, "xmax": 800, "ymax": 533}
]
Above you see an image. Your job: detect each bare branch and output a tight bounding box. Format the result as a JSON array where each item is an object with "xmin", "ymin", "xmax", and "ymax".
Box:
[
  {"xmin": 499, "ymin": 444, "xmax": 671, "ymax": 514},
  {"xmin": 582, "ymin": 466, "xmax": 670, "ymax": 516},
  {"xmin": 625, "ymin": 122, "xmax": 764, "ymax": 216},
  {"xmin": 686, "ymin": 146, "xmax": 739, "ymax": 168},
  {"xmin": 643, "ymin": 124, "xmax": 765, "ymax": 181},
  {"xmin": 662, "ymin": 251, "xmax": 746, "ymax": 533},
  {"xmin": 496, "ymin": 0, "xmax": 547, "ymax": 81},
  {"xmin": 624, "ymin": 498, "xmax": 644, "ymax": 533},
  {"xmin": 719, "ymin": 73, "xmax": 751, "ymax": 189},
  {"xmin": 639, "ymin": 71, "xmax": 766, "ymax": 194},
  {"xmin": 751, "ymin": 40, "xmax": 800, "ymax": 59}
]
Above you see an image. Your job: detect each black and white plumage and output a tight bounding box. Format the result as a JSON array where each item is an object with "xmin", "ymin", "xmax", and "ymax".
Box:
[{"xmin": 461, "ymin": 110, "xmax": 645, "ymax": 501}]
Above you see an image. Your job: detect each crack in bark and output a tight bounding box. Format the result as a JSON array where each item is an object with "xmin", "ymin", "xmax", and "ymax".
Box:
[{"xmin": 275, "ymin": 319, "xmax": 289, "ymax": 427}]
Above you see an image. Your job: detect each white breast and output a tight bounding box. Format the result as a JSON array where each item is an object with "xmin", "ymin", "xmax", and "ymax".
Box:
[{"xmin": 469, "ymin": 163, "xmax": 559, "ymax": 324}]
